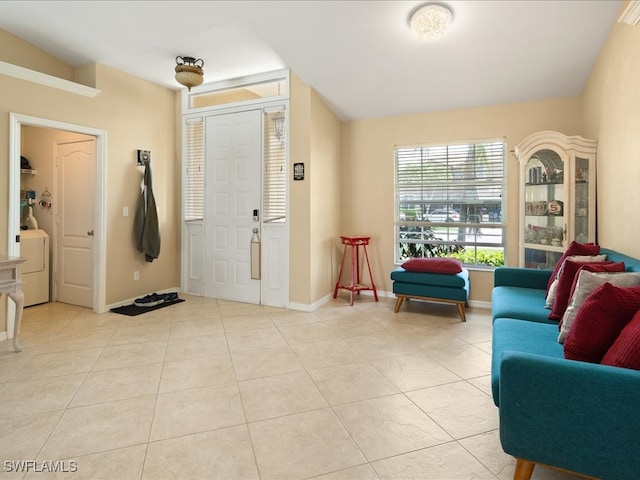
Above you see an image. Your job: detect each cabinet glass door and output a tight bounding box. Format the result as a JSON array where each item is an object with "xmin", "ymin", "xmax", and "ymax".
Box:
[
  {"xmin": 574, "ymin": 156, "xmax": 590, "ymax": 244},
  {"xmin": 523, "ymin": 149, "xmax": 565, "ymax": 269}
]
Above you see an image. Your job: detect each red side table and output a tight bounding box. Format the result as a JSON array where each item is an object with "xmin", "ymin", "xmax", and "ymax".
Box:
[{"xmin": 333, "ymin": 236, "xmax": 378, "ymax": 305}]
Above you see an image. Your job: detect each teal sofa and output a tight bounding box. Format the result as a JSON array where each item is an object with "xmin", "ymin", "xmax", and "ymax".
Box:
[{"xmin": 491, "ymin": 248, "xmax": 640, "ymax": 480}]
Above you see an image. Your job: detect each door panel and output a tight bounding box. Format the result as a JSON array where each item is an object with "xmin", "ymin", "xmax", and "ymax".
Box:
[
  {"xmin": 56, "ymin": 139, "xmax": 95, "ymax": 307},
  {"xmin": 204, "ymin": 110, "xmax": 261, "ymax": 303}
]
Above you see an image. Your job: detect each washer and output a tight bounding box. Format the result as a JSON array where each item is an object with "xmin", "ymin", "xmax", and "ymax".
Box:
[{"xmin": 20, "ymin": 229, "xmax": 50, "ymax": 306}]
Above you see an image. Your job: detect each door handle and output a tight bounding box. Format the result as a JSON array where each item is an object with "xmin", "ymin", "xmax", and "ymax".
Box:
[{"xmin": 87, "ymin": 230, "xmax": 94, "ymax": 236}]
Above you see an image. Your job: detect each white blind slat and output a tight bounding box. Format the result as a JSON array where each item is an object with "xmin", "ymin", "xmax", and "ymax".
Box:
[
  {"xmin": 184, "ymin": 118, "xmax": 204, "ymax": 221},
  {"xmin": 395, "ymin": 140, "xmax": 506, "ymax": 265},
  {"xmin": 263, "ymin": 110, "xmax": 286, "ymax": 222}
]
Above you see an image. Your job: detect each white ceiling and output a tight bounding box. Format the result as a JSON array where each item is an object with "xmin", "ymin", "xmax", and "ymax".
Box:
[{"xmin": 0, "ymin": 1, "xmax": 623, "ymax": 121}]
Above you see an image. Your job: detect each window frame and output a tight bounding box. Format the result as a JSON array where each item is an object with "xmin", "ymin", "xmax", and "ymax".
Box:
[{"xmin": 394, "ymin": 139, "xmax": 507, "ymax": 268}]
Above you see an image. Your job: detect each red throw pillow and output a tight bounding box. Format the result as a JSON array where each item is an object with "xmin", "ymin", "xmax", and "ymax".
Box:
[
  {"xmin": 564, "ymin": 283, "xmax": 640, "ymax": 363},
  {"xmin": 401, "ymin": 257, "xmax": 463, "ymax": 274},
  {"xmin": 602, "ymin": 309, "xmax": 640, "ymax": 370},
  {"xmin": 548, "ymin": 260, "xmax": 617, "ymax": 320},
  {"xmin": 547, "ymin": 242, "xmax": 600, "ymax": 292}
]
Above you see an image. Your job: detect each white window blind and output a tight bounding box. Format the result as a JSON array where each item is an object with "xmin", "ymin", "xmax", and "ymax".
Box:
[
  {"xmin": 395, "ymin": 140, "xmax": 505, "ymax": 267},
  {"xmin": 263, "ymin": 110, "xmax": 286, "ymax": 223},
  {"xmin": 184, "ymin": 117, "xmax": 204, "ymax": 221}
]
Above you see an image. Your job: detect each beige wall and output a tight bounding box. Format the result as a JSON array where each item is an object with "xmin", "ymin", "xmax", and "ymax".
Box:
[
  {"xmin": 0, "ymin": 29, "xmax": 75, "ymax": 82},
  {"xmin": 340, "ymin": 98, "xmax": 582, "ymax": 303},
  {"xmin": 289, "ymin": 74, "xmax": 343, "ymax": 306},
  {"xmin": 0, "ymin": 36, "xmax": 180, "ymax": 331},
  {"xmin": 582, "ymin": 20, "xmax": 640, "ymax": 257},
  {"xmin": 309, "ymin": 88, "xmax": 342, "ymax": 303},
  {"xmin": 289, "ymin": 74, "xmax": 313, "ymax": 305}
]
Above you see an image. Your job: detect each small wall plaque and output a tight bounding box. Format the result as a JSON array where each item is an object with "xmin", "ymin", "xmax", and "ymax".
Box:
[
  {"xmin": 137, "ymin": 149, "xmax": 151, "ymax": 166},
  {"xmin": 293, "ymin": 162, "xmax": 304, "ymax": 181}
]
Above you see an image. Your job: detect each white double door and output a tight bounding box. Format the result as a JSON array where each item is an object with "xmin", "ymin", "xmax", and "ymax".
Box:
[{"xmin": 204, "ymin": 110, "xmax": 261, "ymax": 304}]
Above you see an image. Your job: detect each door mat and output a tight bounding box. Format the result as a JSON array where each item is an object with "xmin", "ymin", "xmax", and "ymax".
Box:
[{"xmin": 111, "ymin": 298, "xmax": 185, "ymax": 316}]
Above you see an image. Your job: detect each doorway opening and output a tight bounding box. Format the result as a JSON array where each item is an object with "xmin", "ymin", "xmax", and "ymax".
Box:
[{"xmin": 7, "ymin": 114, "xmax": 107, "ymax": 337}]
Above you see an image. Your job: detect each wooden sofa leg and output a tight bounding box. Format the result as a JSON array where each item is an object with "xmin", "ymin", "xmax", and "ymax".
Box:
[
  {"xmin": 513, "ymin": 458, "xmax": 535, "ymax": 480},
  {"xmin": 394, "ymin": 296, "xmax": 405, "ymax": 313},
  {"xmin": 456, "ymin": 302, "xmax": 467, "ymax": 322}
]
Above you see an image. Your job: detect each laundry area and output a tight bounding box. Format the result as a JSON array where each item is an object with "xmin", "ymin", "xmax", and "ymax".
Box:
[
  {"xmin": 19, "ymin": 152, "xmax": 51, "ymax": 307},
  {"xmin": 19, "ymin": 125, "xmax": 96, "ymax": 308}
]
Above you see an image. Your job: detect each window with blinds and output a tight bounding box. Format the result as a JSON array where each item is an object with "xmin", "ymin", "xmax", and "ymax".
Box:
[
  {"xmin": 184, "ymin": 117, "xmax": 204, "ymax": 221},
  {"xmin": 263, "ymin": 110, "xmax": 286, "ymax": 222},
  {"xmin": 395, "ymin": 140, "xmax": 506, "ymax": 267}
]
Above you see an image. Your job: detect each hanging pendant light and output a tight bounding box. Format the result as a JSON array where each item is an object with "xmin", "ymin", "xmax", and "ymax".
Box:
[{"xmin": 175, "ymin": 56, "xmax": 204, "ymax": 91}]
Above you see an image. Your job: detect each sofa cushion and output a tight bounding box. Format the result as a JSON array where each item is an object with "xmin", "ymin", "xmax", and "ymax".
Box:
[
  {"xmin": 400, "ymin": 257, "xmax": 462, "ymax": 274},
  {"xmin": 492, "ymin": 286, "xmax": 558, "ymax": 324},
  {"xmin": 545, "ymin": 254, "xmax": 608, "ymax": 308},
  {"xmin": 392, "ymin": 281, "xmax": 469, "ymax": 302},
  {"xmin": 390, "ymin": 267, "xmax": 468, "ymax": 288},
  {"xmin": 558, "ymin": 269, "xmax": 640, "ymax": 344},
  {"xmin": 547, "ymin": 242, "xmax": 600, "ymax": 291},
  {"xmin": 491, "ymin": 318, "xmax": 564, "ymax": 405},
  {"xmin": 564, "ymin": 283, "xmax": 640, "ymax": 363},
  {"xmin": 548, "ymin": 259, "xmax": 617, "ymax": 320},
  {"xmin": 602, "ymin": 309, "xmax": 640, "ymax": 370}
]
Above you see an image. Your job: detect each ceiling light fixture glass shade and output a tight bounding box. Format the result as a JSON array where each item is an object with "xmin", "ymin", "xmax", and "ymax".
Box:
[
  {"xmin": 175, "ymin": 56, "xmax": 204, "ymax": 91},
  {"xmin": 409, "ymin": 4, "xmax": 453, "ymax": 41}
]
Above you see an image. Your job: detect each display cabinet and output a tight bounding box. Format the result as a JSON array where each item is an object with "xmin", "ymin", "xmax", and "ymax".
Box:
[{"xmin": 515, "ymin": 131, "xmax": 596, "ymax": 268}]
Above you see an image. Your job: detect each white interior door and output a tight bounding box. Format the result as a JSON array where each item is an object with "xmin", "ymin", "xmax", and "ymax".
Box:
[
  {"xmin": 204, "ymin": 110, "xmax": 261, "ymax": 303},
  {"xmin": 56, "ymin": 139, "xmax": 95, "ymax": 307}
]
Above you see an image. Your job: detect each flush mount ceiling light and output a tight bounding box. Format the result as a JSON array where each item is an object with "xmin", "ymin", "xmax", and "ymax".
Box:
[
  {"xmin": 175, "ymin": 56, "xmax": 204, "ymax": 91},
  {"xmin": 409, "ymin": 3, "xmax": 453, "ymax": 41}
]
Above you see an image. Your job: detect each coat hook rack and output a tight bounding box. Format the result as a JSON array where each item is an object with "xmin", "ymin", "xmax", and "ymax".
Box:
[{"xmin": 137, "ymin": 149, "xmax": 151, "ymax": 166}]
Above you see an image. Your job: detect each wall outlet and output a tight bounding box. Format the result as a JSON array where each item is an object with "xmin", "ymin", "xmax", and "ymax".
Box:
[
  {"xmin": 133, "ymin": 271, "xmax": 140, "ymax": 281},
  {"xmin": 123, "ymin": 206, "xmax": 129, "ymax": 217}
]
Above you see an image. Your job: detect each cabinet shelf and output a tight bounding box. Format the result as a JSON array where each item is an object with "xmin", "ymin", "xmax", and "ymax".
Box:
[
  {"xmin": 525, "ymin": 181, "xmax": 563, "ymax": 186},
  {"xmin": 524, "ymin": 243, "xmax": 564, "ymax": 252}
]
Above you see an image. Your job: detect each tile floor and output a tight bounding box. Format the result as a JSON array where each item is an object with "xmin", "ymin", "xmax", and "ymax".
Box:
[{"xmin": 0, "ymin": 295, "xmax": 584, "ymax": 479}]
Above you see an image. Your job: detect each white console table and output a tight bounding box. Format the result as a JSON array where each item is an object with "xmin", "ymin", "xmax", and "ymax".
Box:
[{"xmin": 0, "ymin": 256, "xmax": 27, "ymax": 352}]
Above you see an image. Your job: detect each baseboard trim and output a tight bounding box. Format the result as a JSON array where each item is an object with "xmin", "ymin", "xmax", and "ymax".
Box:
[{"xmin": 468, "ymin": 299, "xmax": 492, "ymax": 310}]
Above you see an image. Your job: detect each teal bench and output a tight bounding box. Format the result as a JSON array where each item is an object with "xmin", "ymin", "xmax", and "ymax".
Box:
[{"xmin": 390, "ymin": 267, "xmax": 470, "ymax": 321}]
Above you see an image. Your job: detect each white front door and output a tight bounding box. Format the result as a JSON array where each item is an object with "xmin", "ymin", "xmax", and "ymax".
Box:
[
  {"xmin": 56, "ymin": 139, "xmax": 95, "ymax": 307},
  {"xmin": 204, "ymin": 110, "xmax": 261, "ymax": 304}
]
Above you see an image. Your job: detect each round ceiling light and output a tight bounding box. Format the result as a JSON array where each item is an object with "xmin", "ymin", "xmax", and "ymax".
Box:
[
  {"xmin": 175, "ymin": 56, "xmax": 204, "ymax": 91},
  {"xmin": 409, "ymin": 4, "xmax": 453, "ymax": 41}
]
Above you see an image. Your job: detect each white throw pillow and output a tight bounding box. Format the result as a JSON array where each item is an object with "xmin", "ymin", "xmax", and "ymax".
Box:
[
  {"xmin": 546, "ymin": 279, "xmax": 559, "ymax": 308},
  {"xmin": 545, "ymin": 254, "xmax": 607, "ymax": 309},
  {"xmin": 558, "ymin": 270, "xmax": 640, "ymax": 343}
]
